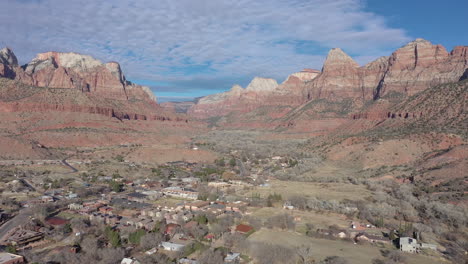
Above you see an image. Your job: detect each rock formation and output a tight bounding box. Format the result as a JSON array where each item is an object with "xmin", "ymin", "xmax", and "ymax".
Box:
[
  {"xmin": 189, "ymin": 70, "xmax": 320, "ymax": 118},
  {"xmin": 190, "ymin": 39, "xmax": 468, "ymax": 122},
  {"xmin": 0, "ymin": 49, "xmax": 157, "ymax": 103},
  {"xmin": 0, "ymin": 47, "xmax": 18, "ymax": 79},
  {"xmin": 0, "ymin": 48, "xmax": 185, "ymax": 122}
]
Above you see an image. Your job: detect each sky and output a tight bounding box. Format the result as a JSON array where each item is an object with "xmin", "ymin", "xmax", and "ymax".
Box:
[{"xmin": 1, "ymin": 0, "xmax": 467, "ymax": 102}]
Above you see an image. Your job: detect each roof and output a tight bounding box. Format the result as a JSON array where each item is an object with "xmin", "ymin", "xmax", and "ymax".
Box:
[
  {"xmin": 46, "ymin": 217, "xmax": 69, "ymax": 226},
  {"xmin": 127, "ymin": 192, "xmax": 148, "ymax": 198},
  {"xmin": 400, "ymin": 237, "xmax": 417, "ymax": 245},
  {"xmin": 161, "ymin": 241, "xmax": 185, "ymax": 250},
  {"xmin": 121, "ymin": 258, "xmax": 141, "ymax": 264},
  {"xmin": 225, "ymin": 252, "xmax": 240, "ymax": 261},
  {"xmin": 0, "ymin": 253, "xmax": 23, "ymax": 263},
  {"xmin": 235, "ymin": 224, "xmax": 253, "ymax": 233}
]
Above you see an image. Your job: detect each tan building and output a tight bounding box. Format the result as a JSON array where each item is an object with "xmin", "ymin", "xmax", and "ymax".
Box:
[{"xmin": 0, "ymin": 253, "xmax": 24, "ymax": 264}]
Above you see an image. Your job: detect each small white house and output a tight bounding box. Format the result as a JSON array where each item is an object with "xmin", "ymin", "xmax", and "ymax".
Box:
[
  {"xmin": 160, "ymin": 241, "xmax": 185, "ymax": 252},
  {"xmin": 224, "ymin": 252, "xmax": 241, "ymax": 263},
  {"xmin": 121, "ymin": 258, "xmax": 141, "ymax": 264}
]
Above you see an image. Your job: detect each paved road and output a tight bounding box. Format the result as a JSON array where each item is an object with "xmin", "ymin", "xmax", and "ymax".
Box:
[
  {"xmin": 19, "ymin": 179, "xmax": 36, "ymax": 192},
  {"xmin": 0, "ymin": 208, "xmax": 33, "ymax": 243},
  {"xmin": 61, "ymin": 158, "xmax": 78, "ymax": 173}
]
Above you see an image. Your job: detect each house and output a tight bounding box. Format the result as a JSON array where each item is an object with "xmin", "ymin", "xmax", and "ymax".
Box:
[
  {"xmin": 181, "ymin": 177, "xmax": 200, "ymax": 184},
  {"xmin": 179, "ymin": 258, "xmax": 198, "ymax": 264},
  {"xmin": 121, "ymin": 258, "xmax": 141, "ymax": 264},
  {"xmin": 163, "ymin": 187, "xmax": 198, "ymax": 200},
  {"xmin": 67, "ymin": 193, "xmax": 78, "ymax": 199},
  {"xmin": 145, "ymin": 247, "xmax": 158, "ymax": 255},
  {"xmin": 399, "ymin": 237, "xmax": 419, "ymax": 253},
  {"xmin": 141, "ymin": 190, "xmax": 162, "ymax": 200},
  {"xmin": 283, "ymin": 202, "xmax": 294, "ymax": 210},
  {"xmin": 68, "ymin": 203, "xmax": 83, "ymax": 210},
  {"xmin": 235, "ymin": 224, "xmax": 253, "ymax": 234},
  {"xmin": 5, "ymin": 228, "xmax": 44, "ymax": 246},
  {"xmin": 99, "ymin": 206, "xmax": 114, "ymax": 214},
  {"xmin": 160, "ymin": 241, "xmax": 185, "ymax": 252},
  {"xmin": 185, "ymin": 201, "xmax": 210, "ymax": 211},
  {"xmin": 224, "ymin": 252, "xmax": 241, "ymax": 263},
  {"xmin": 399, "ymin": 237, "xmax": 437, "ymax": 253},
  {"xmin": 0, "ymin": 252, "xmax": 24, "ymax": 264},
  {"xmin": 165, "ymin": 223, "xmax": 180, "ymax": 236},
  {"xmin": 127, "ymin": 192, "xmax": 148, "ymax": 203},
  {"xmin": 79, "ymin": 202, "xmax": 104, "ymax": 214},
  {"xmin": 208, "ymin": 182, "xmax": 231, "ymax": 189}
]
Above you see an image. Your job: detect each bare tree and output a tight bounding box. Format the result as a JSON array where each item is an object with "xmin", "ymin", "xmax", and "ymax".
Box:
[
  {"xmin": 99, "ymin": 248, "xmax": 125, "ymax": 264},
  {"xmin": 296, "ymin": 245, "xmax": 314, "ymax": 264},
  {"xmin": 198, "ymin": 248, "xmax": 225, "ymax": 264},
  {"xmin": 140, "ymin": 232, "xmax": 163, "ymax": 250}
]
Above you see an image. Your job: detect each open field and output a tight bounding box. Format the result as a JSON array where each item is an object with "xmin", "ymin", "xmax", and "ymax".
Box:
[
  {"xmin": 248, "ymin": 229, "xmax": 447, "ymax": 264},
  {"xmin": 249, "ymin": 206, "xmax": 351, "ymax": 230},
  {"xmin": 241, "ymin": 179, "xmax": 372, "ymax": 201}
]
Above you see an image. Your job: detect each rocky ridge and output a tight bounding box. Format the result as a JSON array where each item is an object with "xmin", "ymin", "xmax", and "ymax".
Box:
[
  {"xmin": 0, "ymin": 48, "xmax": 182, "ymax": 122},
  {"xmin": 189, "ymin": 71, "xmax": 320, "ymax": 118},
  {"xmin": 189, "ymin": 39, "xmax": 468, "ymax": 124}
]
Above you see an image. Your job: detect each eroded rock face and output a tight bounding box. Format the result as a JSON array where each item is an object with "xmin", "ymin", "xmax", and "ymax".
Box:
[
  {"xmin": 0, "ymin": 47, "xmax": 18, "ymax": 66},
  {"xmin": 22, "ymin": 52, "xmax": 128, "ymax": 99},
  {"xmin": 189, "ymin": 70, "xmax": 320, "ymax": 118},
  {"xmin": 0, "ymin": 48, "xmax": 174, "ymax": 122},
  {"xmin": 378, "ymin": 39, "xmax": 465, "ymax": 96},
  {"xmin": 245, "ymin": 77, "xmax": 278, "ymax": 92},
  {"xmin": 0, "ymin": 48, "xmax": 158, "ymax": 103},
  {"xmin": 304, "ymin": 48, "xmax": 361, "ymax": 100},
  {"xmin": 304, "ymin": 39, "xmax": 468, "ymax": 101},
  {"xmin": 189, "ymin": 39, "xmax": 467, "ymax": 121},
  {"xmin": 0, "ymin": 47, "xmax": 19, "ymax": 79}
]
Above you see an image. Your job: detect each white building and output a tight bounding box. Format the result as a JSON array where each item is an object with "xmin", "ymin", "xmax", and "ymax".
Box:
[{"xmin": 160, "ymin": 241, "xmax": 185, "ymax": 252}]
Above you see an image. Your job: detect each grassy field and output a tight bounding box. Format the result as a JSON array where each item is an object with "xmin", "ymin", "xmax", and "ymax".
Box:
[
  {"xmin": 248, "ymin": 229, "xmax": 447, "ymax": 264},
  {"xmin": 249, "ymin": 207, "xmax": 352, "ymax": 231},
  {"xmin": 241, "ymin": 179, "xmax": 372, "ymax": 201}
]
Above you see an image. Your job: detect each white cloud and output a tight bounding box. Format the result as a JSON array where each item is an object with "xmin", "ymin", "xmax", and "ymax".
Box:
[{"xmin": 0, "ymin": 0, "xmax": 410, "ymax": 94}]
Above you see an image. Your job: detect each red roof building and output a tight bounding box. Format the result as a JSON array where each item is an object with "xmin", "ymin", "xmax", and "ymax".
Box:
[{"xmin": 235, "ymin": 224, "xmax": 253, "ymax": 234}]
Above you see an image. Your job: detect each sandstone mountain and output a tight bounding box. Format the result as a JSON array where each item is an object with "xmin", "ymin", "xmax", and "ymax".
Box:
[
  {"xmin": 188, "ymin": 70, "xmax": 320, "ymax": 118},
  {"xmin": 189, "ymin": 39, "xmax": 468, "ymax": 125},
  {"xmin": 0, "ymin": 48, "xmax": 181, "ymax": 121}
]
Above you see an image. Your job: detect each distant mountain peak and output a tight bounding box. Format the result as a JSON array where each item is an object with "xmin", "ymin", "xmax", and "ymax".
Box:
[
  {"xmin": 0, "ymin": 47, "xmax": 18, "ymax": 66},
  {"xmin": 245, "ymin": 77, "xmax": 278, "ymax": 92},
  {"xmin": 323, "ymin": 48, "xmax": 359, "ymax": 71}
]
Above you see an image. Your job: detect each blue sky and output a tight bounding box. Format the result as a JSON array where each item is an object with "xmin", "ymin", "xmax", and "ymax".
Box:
[{"xmin": 1, "ymin": 0, "xmax": 466, "ymax": 102}]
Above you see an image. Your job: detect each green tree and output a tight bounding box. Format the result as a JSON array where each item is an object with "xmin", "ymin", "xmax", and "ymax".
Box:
[
  {"xmin": 115, "ymin": 155, "xmax": 124, "ymax": 162},
  {"xmin": 63, "ymin": 223, "xmax": 72, "ymax": 234},
  {"xmin": 109, "ymin": 181, "xmax": 123, "ymax": 192},
  {"xmin": 194, "ymin": 214, "xmax": 209, "ymax": 225},
  {"xmin": 105, "ymin": 227, "xmax": 121, "ymax": 247},
  {"xmin": 216, "ymin": 158, "xmax": 225, "ymax": 167},
  {"xmin": 128, "ymin": 229, "xmax": 146, "ymax": 245},
  {"xmin": 6, "ymin": 245, "xmax": 16, "ymax": 254},
  {"xmin": 229, "ymin": 158, "xmax": 236, "ymax": 167}
]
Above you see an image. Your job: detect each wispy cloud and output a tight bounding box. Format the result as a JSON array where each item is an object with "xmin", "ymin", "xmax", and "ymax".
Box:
[{"xmin": 0, "ymin": 0, "xmax": 411, "ymax": 98}]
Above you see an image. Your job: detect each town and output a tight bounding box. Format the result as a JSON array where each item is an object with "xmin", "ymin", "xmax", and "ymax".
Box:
[{"xmin": 0, "ymin": 147, "xmax": 442, "ymax": 264}]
